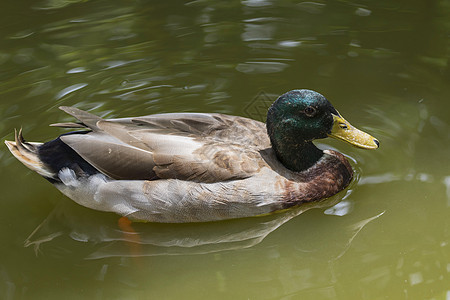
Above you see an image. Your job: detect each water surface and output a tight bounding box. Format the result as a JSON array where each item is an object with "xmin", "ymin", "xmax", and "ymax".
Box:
[{"xmin": 0, "ymin": 0, "xmax": 449, "ymax": 299}]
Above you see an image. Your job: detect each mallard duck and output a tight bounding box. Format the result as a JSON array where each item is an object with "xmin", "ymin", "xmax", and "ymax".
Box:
[{"xmin": 5, "ymin": 90, "xmax": 378, "ymax": 223}]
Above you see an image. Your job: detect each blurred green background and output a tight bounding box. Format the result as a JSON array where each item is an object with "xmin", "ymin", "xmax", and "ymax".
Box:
[{"xmin": 0, "ymin": 0, "xmax": 449, "ymax": 299}]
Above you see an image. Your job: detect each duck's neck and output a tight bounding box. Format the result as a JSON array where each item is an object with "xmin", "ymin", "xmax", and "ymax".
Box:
[{"xmin": 271, "ymin": 138, "xmax": 324, "ymax": 172}]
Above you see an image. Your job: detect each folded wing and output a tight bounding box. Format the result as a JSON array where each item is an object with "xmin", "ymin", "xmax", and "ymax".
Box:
[{"xmin": 54, "ymin": 107, "xmax": 270, "ymax": 182}]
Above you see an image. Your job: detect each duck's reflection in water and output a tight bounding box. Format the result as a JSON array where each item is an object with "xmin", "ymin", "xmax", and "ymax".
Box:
[{"xmin": 25, "ymin": 192, "xmax": 383, "ymax": 260}]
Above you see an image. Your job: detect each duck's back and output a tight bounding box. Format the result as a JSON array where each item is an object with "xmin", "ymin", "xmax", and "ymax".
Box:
[{"xmin": 50, "ymin": 108, "xmax": 271, "ymax": 183}]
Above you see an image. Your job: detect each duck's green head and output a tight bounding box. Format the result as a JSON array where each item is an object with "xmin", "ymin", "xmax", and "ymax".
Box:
[{"xmin": 266, "ymin": 89, "xmax": 379, "ymax": 171}]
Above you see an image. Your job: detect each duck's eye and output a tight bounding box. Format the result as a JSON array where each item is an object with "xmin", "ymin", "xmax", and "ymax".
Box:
[
  {"xmin": 304, "ymin": 106, "xmax": 316, "ymax": 117},
  {"xmin": 339, "ymin": 123, "xmax": 348, "ymax": 129}
]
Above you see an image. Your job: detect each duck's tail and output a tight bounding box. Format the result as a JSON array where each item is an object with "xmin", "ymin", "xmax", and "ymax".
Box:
[{"xmin": 5, "ymin": 129, "xmax": 55, "ymax": 179}]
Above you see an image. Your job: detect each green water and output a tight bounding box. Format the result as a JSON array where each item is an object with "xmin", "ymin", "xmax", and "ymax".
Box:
[{"xmin": 1, "ymin": 0, "xmax": 449, "ymax": 299}]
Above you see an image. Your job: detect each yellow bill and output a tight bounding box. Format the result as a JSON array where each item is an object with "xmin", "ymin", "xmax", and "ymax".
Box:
[{"xmin": 328, "ymin": 113, "xmax": 379, "ymax": 149}]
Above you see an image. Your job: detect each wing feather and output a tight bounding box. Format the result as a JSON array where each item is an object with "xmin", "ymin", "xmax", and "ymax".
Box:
[{"xmin": 58, "ymin": 108, "xmax": 270, "ymax": 182}]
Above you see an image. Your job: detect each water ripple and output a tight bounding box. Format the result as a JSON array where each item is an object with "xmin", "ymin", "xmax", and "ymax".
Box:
[
  {"xmin": 55, "ymin": 83, "xmax": 88, "ymax": 100},
  {"xmin": 236, "ymin": 61, "xmax": 288, "ymax": 74}
]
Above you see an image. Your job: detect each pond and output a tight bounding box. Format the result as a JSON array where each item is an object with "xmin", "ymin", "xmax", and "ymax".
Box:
[{"xmin": 0, "ymin": 0, "xmax": 449, "ymax": 299}]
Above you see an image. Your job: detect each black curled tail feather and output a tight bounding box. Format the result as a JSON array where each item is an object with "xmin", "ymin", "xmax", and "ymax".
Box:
[
  {"xmin": 5, "ymin": 130, "xmax": 100, "ymax": 183},
  {"xmin": 4, "ymin": 129, "xmax": 55, "ymax": 179}
]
